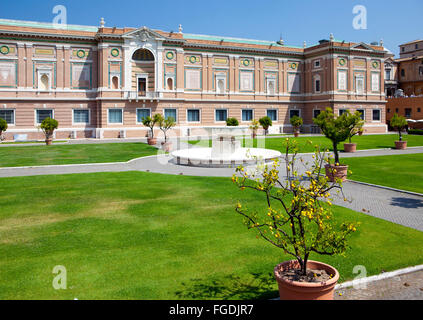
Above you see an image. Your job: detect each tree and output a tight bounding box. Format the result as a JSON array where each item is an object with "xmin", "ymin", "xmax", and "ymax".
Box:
[
  {"xmin": 249, "ymin": 119, "xmax": 259, "ymax": 138},
  {"xmin": 290, "ymin": 116, "xmax": 303, "ymax": 133},
  {"xmin": 40, "ymin": 117, "xmax": 59, "ymax": 140},
  {"xmin": 259, "ymin": 116, "xmax": 273, "ymax": 136},
  {"xmin": 390, "ymin": 113, "xmax": 408, "ymax": 142},
  {"xmin": 142, "ymin": 114, "xmax": 161, "ymax": 139},
  {"xmin": 226, "ymin": 118, "xmax": 239, "ymax": 127},
  {"xmin": 0, "ymin": 118, "xmax": 7, "ymax": 141},
  {"xmin": 233, "ymin": 139, "xmax": 358, "ymax": 276},
  {"xmin": 313, "ymin": 108, "xmax": 350, "ymax": 165},
  {"xmin": 344, "ymin": 111, "xmax": 365, "ymax": 144},
  {"xmin": 157, "ymin": 114, "xmax": 176, "ymax": 143}
]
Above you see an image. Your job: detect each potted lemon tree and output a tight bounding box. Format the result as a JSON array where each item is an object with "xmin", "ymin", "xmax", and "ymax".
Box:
[
  {"xmin": 344, "ymin": 111, "xmax": 364, "ymax": 153},
  {"xmin": 259, "ymin": 116, "xmax": 272, "ymax": 136},
  {"xmin": 390, "ymin": 113, "xmax": 408, "ymax": 150},
  {"xmin": 158, "ymin": 114, "xmax": 176, "ymax": 152},
  {"xmin": 0, "ymin": 117, "xmax": 7, "ymax": 142},
  {"xmin": 233, "ymin": 139, "xmax": 358, "ymax": 300},
  {"xmin": 142, "ymin": 114, "xmax": 161, "ymax": 146},
  {"xmin": 290, "ymin": 116, "xmax": 303, "ymax": 138},
  {"xmin": 250, "ymin": 119, "xmax": 259, "ymax": 139},
  {"xmin": 40, "ymin": 117, "xmax": 59, "ymax": 146},
  {"xmin": 313, "ymin": 108, "xmax": 351, "ymax": 182}
]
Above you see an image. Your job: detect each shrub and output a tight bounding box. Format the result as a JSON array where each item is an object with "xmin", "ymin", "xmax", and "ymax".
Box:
[
  {"xmin": 408, "ymin": 129, "xmax": 423, "ymax": 135},
  {"xmin": 390, "ymin": 113, "xmax": 408, "ymax": 141},
  {"xmin": 259, "ymin": 116, "xmax": 273, "ymax": 135},
  {"xmin": 226, "ymin": 118, "xmax": 239, "ymax": 127},
  {"xmin": 157, "ymin": 114, "xmax": 176, "ymax": 142},
  {"xmin": 40, "ymin": 118, "xmax": 59, "ymax": 140},
  {"xmin": 142, "ymin": 114, "xmax": 161, "ymax": 139},
  {"xmin": 0, "ymin": 118, "xmax": 7, "ymax": 141},
  {"xmin": 344, "ymin": 111, "xmax": 365, "ymax": 143},
  {"xmin": 313, "ymin": 108, "xmax": 350, "ymax": 165},
  {"xmin": 290, "ymin": 116, "xmax": 303, "ymax": 132}
]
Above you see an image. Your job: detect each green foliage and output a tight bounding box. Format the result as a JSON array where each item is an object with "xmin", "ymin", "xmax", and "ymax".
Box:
[
  {"xmin": 0, "ymin": 117, "xmax": 7, "ymax": 133},
  {"xmin": 408, "ymin": 129, "xmax": 423, "ymax": 135},
  {"xmin": 290, "ymin": 116, "xmax": 303, "ymax": 131},
  {"xmin": 226, "ymin": 118, "xmax": 239, "ymax": 127},
  {"xmin": 157, "ymin": 114, "xmax": 176, "ymax": 142},
  {"xmin": 390, "ymin": 113, "xmax": 408, "ymax": 141},
  {"xmin": 233, "ymin": 139, "xmax": 359, "ymax": 275},
  {"xmin": 259, "ymin": 116, "xmax": 273, "ymax": 135},
  {"xmin": 313, "ymin": 108, "xmax": 351, "ymax": 164},
  {"xmin": 343, "ymin": 111, "xmax": 365, "ymax": 143},
  {"xmin": 142, "ymin": 114, "xmax": 161, "ymax": 138},
  {"xmin": 40, "ymin": 118, "xmax": 59, "ymax": 139},
  {"xmin": 249, "ymin": 119, "xmax": 259, "ymax": 131}
]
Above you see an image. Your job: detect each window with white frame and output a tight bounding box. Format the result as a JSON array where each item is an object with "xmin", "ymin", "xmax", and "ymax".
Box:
[
  {"xmin": 164, "ymin": 108, "xmax": 177, "ymax": 121},
  {"xmin": 355, "ymin": 75, "xmax": 365, "ymax": 94},
  {"xmin": 289, "ymin": 109, "xmax": 300, "ymax": 119},
  {"xmin": 385, "ymin": 69, "xmax": 391, "ymax": 81},
  {"xmin": 73, "ymin": 109, "xmax": 90, "ymax": 124},
  {"xmin": 357, "ymin": 109, "xmax": 365, "ymax": 121},
  {"xmin": 313, "ymin": 109, "xmax": 321, "ymax": 119},
  {"xmin": 267, "ymin": 109, "xmax": 277, "ymax": 122},
  {"xmin": 371, "ymin": 73, "xmax": 380, "ymax": 92},
  {"xmin": 314, "ymin": 60, "xmax": 321, "ymax": 68},
  {"xmin": 338, "ymin": 70, "xmax": 347, "ymax": 91},
  {"xmin": 137, "ymin": 75, "xmax": 148, "ymax": 96},
  {"xmin": 242, "ymin": 109, "xmax": 253, "ymax": 122},
  {"xmin": 0, "ymin": 109, "xmax": 14, "ymax": 125},
  {"xmin": 215, "ymin": 109, "xmax": 228, "ymax": 122},
  {"xmin": 136, "ymin": 108, "xmax": 151, "ymax": 123},
  {"xmin": 108, "ymin": 108, "xmax": 123, "ymax": 124},
  {"xmin": 372, "ymin": 109, "xmax": 381, "ymax": 121},
  {"xmin": 187, "ymin": 109, "xmax": 200, "ymax": 122},
  {"xmin": 339, "ymin": 109, "xmax": 348, "ymax": 116},
  {"xmin": 36, "ymin": 109, "xmax": 53, "ymax": 124},
  {"xmin": 314, "ymin": 75, "xmax": 321, "ymax": 93}
]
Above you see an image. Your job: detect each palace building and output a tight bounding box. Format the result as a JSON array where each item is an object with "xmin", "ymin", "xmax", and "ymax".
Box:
[{"xmin": 0, "ymin": 18, "xmax": 390, "ymax": 141}]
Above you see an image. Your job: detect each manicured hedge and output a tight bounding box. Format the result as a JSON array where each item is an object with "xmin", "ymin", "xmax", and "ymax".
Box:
[{"xmin": 408, "ymin": 129, "xmax": 423, "ymax": 135}]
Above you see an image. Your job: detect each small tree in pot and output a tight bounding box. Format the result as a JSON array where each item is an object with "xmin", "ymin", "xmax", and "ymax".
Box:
[
  {"xmin": 226, "ymin": 117, "xmax": 239, "ymax": 127},
  {"xmin": 158, "ymin": 114, "xmax": 176, "ymax": 152},
  {"xmin": 40, "ymin": 117, "xmax": 58, "ymax": 146},
  {"xmin": 259, "ymin": 116, "xmax": 272, "ymax": 136},
  {"xmin": 290, "ymin": 116, "xmax": 303, "ymax": 137},
  {"xmin": 142, "ymin": 114, "xmax": 161, "ymax": 146},
  {"xmin": 313, "ymin": 108, "xmax": 350, "ymax": 182},
  {"xmin": 390, "ymin": 113, "xmax": 408, "ymax": 150},
  {"xmin": 232, "ymin": 139, "xmax": 359, "ymax": 300},
  {"xmin": 344, "ymin": 111, "xmax": 364, "ymax": 153},
  {"xmin": 250, "ymin": 119, "xmax": 259, "ymax": 139},
  {"xmin": 0, "ymin": 117, "xmax": 7, "ymax": 142}
]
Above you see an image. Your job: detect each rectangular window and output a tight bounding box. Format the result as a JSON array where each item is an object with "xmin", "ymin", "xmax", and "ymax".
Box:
[
  {"xmin": 372, "ymin": 109, "xmax": 381, "ymax": 121},
  {"xmin": 136, "ymin": 108, "xmax": 151, "ymax": 123},
  {"xmin": 419, "ymin": 67, "xmax": 423, "ymax": 76},
  {"xmin": 418, "ymin": 108, "xmax": 421, "ymax": 113},
  {"xmin": 313, "ymin": 109, "xmax": 321, "ymax": 119},
  {"xmin": 385, "ymin": 70, "xmax": 391, "ymax": 80},
  {"xmin": 314, "ymin": 60, "xmax": 320, "ymax": 68},
  {"xmin": 288, "ymin": 73, "xmax": 300, "ymax": 93},
  {"xmin": 36, "ymin": 109, "xmax": 53, "ymax": 124},
  {"xmin": 267, "ymin": 109, "xmax": 277, "ymax": 121},
  {"xmin": 289, "ymin": 109, "xmax": 300, "ymax": 119},
  {"xmin": 73, "ymin": 109, "xmax": 90, "ymax": 124},
  {"xmin": 315, "ymin": 79, "xmax": 321, "ymax": 93},
  {"xmin": 405, "ymin": 108, "xmax": 412, "ymax": 118},
  {"xmin": 240, "ymin": 71, "xmax": 253, "ymax": 91},
  {"xmin": 371, "ymin": 73, "xmax": 380, "ymax": 92},
  {"xmin": 355, "ymin": 76, "xmax": 365, "ymax": 94},
  {"xmin": 164, "ymin": 108, "xmax": 177, "ymax": 121},
  {"xmin": 0, "ymin": 110, "xmax": 14, "ymax": 125},
  {"xmin": 137, "ymin": 76, "xmax": 147, "ymax": 96},
  {"xmin": 339, "ymin": 109, "xmax": 347, "ymax": 116},
  {"xmin": 357, "ymin": 109, "xmax": 365, "ymax": 121},
  {"xmin": 401, "ymin": 69, "xmax": 405, "ymax": 77},
  {"xmin": 242, "ymin": 109, "xmax": 253, "ymax": 122},
  {"xmin": 108, "ymin": 109, "xmax": 123, "ymax": 124},
  {"xmin": 187, "ymin": 109, "xmax": 200, "ymax": 122},
  {"xmin": 185, "ymin": 69, "xmax": 201, "ymax": 90},
  {"xmin": 338, "ymin": 71, "xmax": 347, "ymax": 91},
  {"xmin": 215, "ymin": 109, "xmax": 228, "ymax": 122}
]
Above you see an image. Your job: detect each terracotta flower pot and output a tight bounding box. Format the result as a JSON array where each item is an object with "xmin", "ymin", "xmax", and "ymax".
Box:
[
  {"xmin": 147, "ymin": 137, "xmax": 157, "ymax": 146},
  {"xmin": 45, "ymin": 138, "xmax": 53, "ymax": 146},
  {"xmin": 294, "ymin": 131, "xmax": 300, "ymax": 138},
  {"xmin": 161, "ymin": 141, "xmax": 173, "ymax": 152},
  {"xmin": 395, "ymin": 141, "xmax": 407, "ymax": 150},
  {"xmin": 344, "ymin": 143, "xmax": 357, "ymax": 153},
  {"xmin": 274, "ymin": 260, "xmax": 340, "ymax": 300},
  {"xmin": 325, "ymin": 164, "xmax": 348, "ymax": 182}
]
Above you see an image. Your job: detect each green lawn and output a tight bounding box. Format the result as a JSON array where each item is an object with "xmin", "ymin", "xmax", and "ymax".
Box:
[
  {"xmin": 1, "ymin": 172, "xmax": 422, "ymax": 300},
  {"xmin": 0, "ymin": 143, "xmax": 158, "ymax": 167},
  {"xmin": 344, "ymin": 153, "xmax": 423, "ymax": 194},
  {"xmin": 188, "ymin": 134, "xmax": 423, "ymax": 153}
]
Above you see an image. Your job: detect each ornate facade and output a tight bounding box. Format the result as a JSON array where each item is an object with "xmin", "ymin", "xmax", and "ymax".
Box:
[{"xmin": 0, "ymin": 18, "xmax": 390, "ymax": 140}]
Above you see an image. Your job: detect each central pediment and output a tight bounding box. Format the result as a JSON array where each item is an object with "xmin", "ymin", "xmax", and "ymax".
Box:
[{"xmin": 122, "ymin": 26, "xmax": 166, "ymax": 42}]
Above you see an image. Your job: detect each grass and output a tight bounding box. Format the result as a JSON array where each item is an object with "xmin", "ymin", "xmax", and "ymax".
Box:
[
  {"xmin": 0, "ymin": 171, "xmax": 422, "ymax": 300},
  {"xmin": 0, "ymin": 143, "xmax": 158, "ymax": 167},
  {"xmin": 1, "ymin": 141, "xmax": 68, "ymax": 145},
  {"xmin": 344, "ymin": 153, "xmax": 423, "ymax": 194},
  {"xmin": 188, "ymin": 134, "xmax": 423, "ymax": 153}
]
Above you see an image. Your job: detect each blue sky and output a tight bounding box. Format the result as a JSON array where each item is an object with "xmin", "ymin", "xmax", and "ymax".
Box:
[{"xmin": 0, "ymin": 0, "xmax": 421, "ymax": 56}]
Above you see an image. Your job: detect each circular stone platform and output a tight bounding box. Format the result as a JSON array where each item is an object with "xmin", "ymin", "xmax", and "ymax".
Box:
[{"xmin": 171, "ymin": 147, "xmax": 282, "ymax": 168}]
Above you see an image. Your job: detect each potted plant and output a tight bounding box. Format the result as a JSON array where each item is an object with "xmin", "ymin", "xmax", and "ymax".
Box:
[
  {"xmin": 250, "ymin": 119, "xmax": 259, "ymax": 139},
  {"xmin": 40, "ymin": 117, "xmax": 58, "ymax": 146},
  {"xmin": 142, "ymin": 114, "xmax": 161, "ymax": 146},
  {"xmin": 343, "ymin": 111, "xmax": 364, "ymax": 153},
  {"xmin": 259, "ymin": 116, "xmax": 273, "ymax": 136},
  {"xmin": 158, "ymin": 114, "xmax": 176, "ymax": 152},
  {"xmin": 358, "ymin": 128, "xmax": 364, "ymax": 136},
  {"xmin": 390, "ymin": 113, "xmax": 408, "ymax": 150},
  {"xmin": 232, "ymin": 139, "xmax": 359, "ymax": 300},
  {"xmin": 0, "ymin": 117, "xmax": 7, "ymax": 142},
  {"xmin": 290, "ymin": 116, "xmax": 303, "ymax": 138},
  {"xmin": 226, "ymin": 117, "xmax": 239, "ymax": 127},
  {"xmin": 313, "ymin": 108, "xmax": 351, "ymax": 182}
]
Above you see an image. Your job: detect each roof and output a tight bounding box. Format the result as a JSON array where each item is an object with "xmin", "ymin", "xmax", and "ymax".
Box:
[
  {"xmin": 0, "ymin": 18, "xmax": 98, "ymax": 32},
  {"xmin": 400, "ymin": 39, "xmax": 423, "ymax": 46},
  {"xmin": 395, "ymin": 55, "xmax": 423, "ymax": 62}
]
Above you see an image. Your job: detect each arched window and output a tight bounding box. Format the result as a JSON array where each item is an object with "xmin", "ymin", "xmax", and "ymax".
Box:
[
  {"xmin": 40, "ymin": 74, "xmax": 49, "ymax": 91},
  {"xmin": 167, "ymin": 78, "xmax": 173, "ymax": 91},
  {"xmin": 112, "ymin": 76, "xmax": 119, "ymax": 90},
  {"xmin": 132, "ymin": 49, "xmax": 154, "ymax": 61}
]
